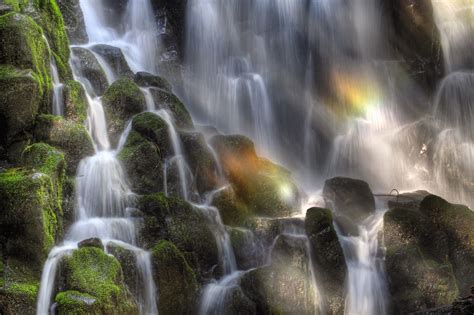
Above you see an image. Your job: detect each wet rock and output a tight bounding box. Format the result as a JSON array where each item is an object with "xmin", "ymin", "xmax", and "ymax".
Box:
[
  {"xmin": 134, "ymin": 71, "xmax": 172, "ymax": 92},
  {"xmin": 139, "ymin": 193, "xmax": 219, "ymax": 277},
  {"xmin": 70, "ymin": 47, "xmax": 109, "ymax": 96},
  {"xmin": 149, "ymin": 88, "xmax": 193, "ymax": 129},
  {"xmin": 151, "ymin": 240, "xmax": 198, "ymax": 314},
  {"xmin": 241, "ymin": 234, "xmax": 318, "ymax": 314},
  {"xmin": 419, "ymin": 195, "xmax": 474, "ymax": 297},
  {"xmin": 102, "ymin": 78, "xmax": 146, "ymax": 147},
  {"xmin": 78, "ymin": 238, "xmax": 104, "ymax": 251},
  {"xmin": 228, "ymin": 227, "xmax": 265, "ymax": 270},
  {"xmin": 34, "ymin": 115, "xmax": 94, "ymax": 175},
  {"xmin": 383, "ymin": 0, "xmax": 444, "ymax": 93},
  {"xmin": 0, "ymin": 282, "xmax": 38, "ymax": 315},
  {"xmin": 384, "ymin": 206, "xmax": 459, "ymax": 313},
  {"xmin": 211, "ymin": 134, "xmax": 300, "ymax": 218},
  {"xmin": 212, "ymin": 186, "xmax": 251, "ymax": 227},
  {"xmin": 63, "ymin": 80, "xmax": 88, "ymax": 124},
  {"xmin": 323, "ymin": 177, "xmax": 375, "ymax": 222},
  {"xmin": 60, "ymin": 247, "xmax": 138, "ymax": 314},
  {"xmin": 57, "ymin": 0, "xmax": 88, "ymax": 44},
  {"xmin": 106, "ymin": 242, "xmax": 140, "ymax": 299},
  {"xmin": 305, "ymin": 207, "xmax": 346, "ymax": 314},
  {"xmin": 180, "ymin": 131, "xmax": 219, "ymax": 195},
  {"xmin": 91, "ymin": 44, "xmax": 133, "ymax": 79}
]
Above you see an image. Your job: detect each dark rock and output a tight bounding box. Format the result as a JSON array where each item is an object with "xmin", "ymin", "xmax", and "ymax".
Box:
[
  {"xmin": 305, "ymin": 207, "xmax": 346, "ymax": 314},
  {"xmin": 91, "ymin": 44, "xmax": 133, "ymax": 79},
  {"xmin": 102, "ymin": 78, "xmax": 146, "ymax": 147},
  {"xmin": 57, "ymin": 0, "xmax": 88, "ymax": 44},
  {"xmin": 134, "ymin": 71, "xmax": 172, "ymax": 91},
  {"xmin": 78, "ymin": 238, "xmax": 104, "ymax": 251},
  {"xmin": 228, "ymin": 227, "xmax": 265, "ymax": 270},
  {"xmin": 240, "ymin": 234, "xmax": 319, "ymax": 314},
  {"xmin": 106, "ymin": 242, "xmax": 140, "ymax": 300},
  {"xmin": 388, "ymin": 190, "xmax": 430, "ymax": 211},
  {"xmin": 149, "ymin": 88, "xmax": 193, "ymax": 129},
  {"xmin": 139, "ymin": 193, "xmax": 219, "ymax": 277},
  {"xmin": 70, "ymin": 47, "xmax": 109, "ymax": 96},
  {"xmin": 323, "ymin": 177, "xmax": 375, "ymax": 222},
  {"xmin": 151, "ymin": 240, "xmax": 198, "ymax": 314}
]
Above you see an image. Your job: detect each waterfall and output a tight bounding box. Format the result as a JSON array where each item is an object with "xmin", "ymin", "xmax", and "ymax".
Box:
[
  {"xmin": 43, "ymin": 35, "xmax": 65, "ymax": 116},
  {"xmin": 37, "ymin": 1, "xmax": 162, "ymax": 314}
]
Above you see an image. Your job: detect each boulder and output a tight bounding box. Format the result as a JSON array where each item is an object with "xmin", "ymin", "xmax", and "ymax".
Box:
[
  {"xmin": 60, "ymin": 247, "xmax": 138, "ymax": 314},
  {"xmin": 139, "ymin": 193, "xmax": 219, "ymax": 276},
  {"xmin": 91, "ymin": 44, "xmax": 133, "ymax": 79},
  {"xmin": 102, "ymin": 78, "xmax": 146, "ymax": 147},
  {"xmin": 388, "ymin": 190, "xmax": 430, "ymax": 211},
  {"xmin": 149, "ymin": 88, "xmax": 193, "ymax": 129},
  {"xmin": 134, "ymin": 71, "xmax": 172, "ymax": 92},
  {"xmin": 212, "ymin": 186, "xmax": 251, "ymax": 227},
  {"xmin": 0, "ymin": 282, "xmax": 38, "ymax": 315},
  {"xmin": 70, "ymin": 47, "xmax": 108, "ymax": 96},
  {"xmin": 106, "ymin": 242, "xmax": 140, "ymax": 299},
  {"xmin": 34, "ymin": 115, "xmax": 94, "ymax": 175},
  {"xmin": 305, "ymin": 207, "xmax": 346, "ymax": 314},
  {"xmin": 211, "ymin": 134, "xmax": 300, "ymax": 218},
  {"xmin": 63, "ymin": 80, "xmax": 88, "ymax": 124},
  {"xmin": 228, "ymin": 227, "xmax": 264, "ymax": 270},
  {"xmin": 323, "ymin": 177, "xmax": 375, "ymax": 222},
  {"xmin": 151, "ymin": 240, "xmax": 198, "ymax": 314},
  {"xmin": 241, "ymin": 234, "xmax": 319, "ymax": 314}
]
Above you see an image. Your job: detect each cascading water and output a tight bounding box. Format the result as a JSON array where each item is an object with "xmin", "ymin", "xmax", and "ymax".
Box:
[
  {"xmin": 43, "ymin": 36, "xmax": 65, "ymax": 116},
  {"xmin": 37, "ymin": 1, "xmax": 163, "ymax": 314}
]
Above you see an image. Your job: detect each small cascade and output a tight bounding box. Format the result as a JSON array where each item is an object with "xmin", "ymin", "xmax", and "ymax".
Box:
[
  {"xmin": 335, "ymin": 209, "xmax": 389, "ymax": 315},
  {"xmin": 43, "ymin": 35, "xmax": 65, "ymax": 116}
]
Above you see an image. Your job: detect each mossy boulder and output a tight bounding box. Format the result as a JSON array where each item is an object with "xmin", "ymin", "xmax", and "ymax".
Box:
[
  {"xmin": 0, "ymin": 167, "xmax": 61, "ymax": 269},
  {"xmin": 63, "ymin": 80, "xmax": 88, "ymax": 124},
  {"xmin": 54, "ymin": 290, "xmax": 100, "ymax": 315},
  {"xmin": 134, "ymin": 71, "xmax": 172, "ymax": 92},
  {"xmin": 0, "ymin": 13, "xmax": 51, "ymax": 99},
  {"xmin": 211, "ymin": 134, "xmax": 300, "ymax": 218},
  {"xmin": 139, "ymin": 193, "xmax": 219, "ymax": 277},
  {"xmin": 105, "ymin": 242, "xmax": 140, "ymax": 300},
  {"xmin": 305, "ymin": 207, "xmax": 346, "ymax": 314},
  {"xmin": 34, "ymin": 114, "xmax": 94, "ymax": 175},
  {"xmin": 0, "ymin": 282, "xmax": 38, "ymax": 315},
  {"xmin": 212, "ymin": 186, "xmax": 251, "ymax": 227},
  {"xmin": 240, "ymin": 234, "xmax": 319, "ymax": 314},
  {"xmin": 151, "ymin": 240, "xmax": 198, "ymax": 315},
  {"xmin": 61, "ymin": 247, "xmax": 138, "ymax": 314},
  {"xmin": 102, "ymin": 78, "xmax": 146, "ymax": 147},
  {"xmin": 150, "ymin": 88, "xmax": 193, "ymax": 129},
  {"xmin": 91, "ymin": 44, "xmax": 133, "ymax": 79},
  {"xmin": 70, "ymin": 47, "xmax": 108, "ymax": 96},
  {"xmin": 180, "ymin": 131, "xmax": 219, "ymax": 195},
  {"xmin": 0, "ymin": 66, "xmax": 42, "ymax": 148},
  {"xmin": 118, "ymin": 112, "xmax": 170, "ymax": 194}
]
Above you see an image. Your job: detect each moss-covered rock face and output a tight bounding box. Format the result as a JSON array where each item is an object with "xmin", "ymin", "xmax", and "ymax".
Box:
[
  {"xmin": 70, "ymin": 47, "xmax": 108, "ymax": 96},
  {"xmin": 211, "ymin": 134, "xmax": 300, "ymax": 218},
  {"xmin": 0, "ymin": 282, "xmax": 38, "ymax": 315},
  {"xmin": 0, "ymin": 167, "xmax": 61, "ymax": 269},
  {"xmin": 63, "ymin": 80, "xmax": 88, "ymax": 124},
  {"xmin": 134, "ymin": 71, "xmax": 172, "ymax": 92},
  {"xmin": 139, "ymin": 193, "xmax": 219, "ymax": 277},
  {"xmin": 61, "ymin": 247, "xmax": 138, "ymax": 314},
  {"xmin": 34, "ymin": 114, "xmax": 94, "ymax": 175},
  {"xmin": 0, "ymin": 13, "xmax": 51, "ymax": 97},
  {"xmin": 105, "ymin": 242, "xmax": 140, "ymax": 300},
  {"xmin": 180, "ymin": 131, "xmax": 219, "ymax": 195},
  {"xmin": 240, "ymin": 234, "xmax": 319, "ymax": 314},
  {"xmin": 151, "ymin": 240, "xmax": 198, "ymax": 315},
  {"xmin": 304, "ymin": 207, "xmax": 346, "ymax": 314},
  {"xmin": 0, "ymin": 66, "xmax": 42, "ymax": 149},
  {"xmin": 322, "ymin": 177, "xmax": 376, "ymax": 223},
  {"xmin": 212, "ymin": 186, "xmax": 251, "ymax": 227},
  {"xmin": 56, "ymin": 0, "xmax": 88, "ymax": 44},
  {"xmin": 384, "ymin": 207, "xmax": 459, "ymax": 313},
  {"xmin": 419, "ymin": 195, "xmax": 474, "ymax": 296},
  {"xmin": 102, "ymin": 78, "xmax": 146, "ymax": 147},
  {"xmin": 91, "ymin": 44, "xmax": 133, "ymax": 79},
  {"xmin": 149, "ymin": 88, "xmax": 193, "ymax": 129}
]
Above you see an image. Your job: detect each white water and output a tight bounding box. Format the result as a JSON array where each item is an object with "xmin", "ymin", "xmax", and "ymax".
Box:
[
  {"xmin": 43, "ymin": 35, "xmax": 65, "ymax": 116},
  {"xmin": 37, "ymin": 1, "xmax": 161, "ymax": 314}
]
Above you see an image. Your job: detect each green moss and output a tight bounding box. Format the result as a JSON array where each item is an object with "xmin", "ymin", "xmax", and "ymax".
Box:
[
  {"xmin": 3, "ymin": 0, "xmax": 29, "ymax": 12},
  {"xmin": 8, "ymin": 282, "xmax": 39, "ymax": 299},
  {"xmin": 151, "ymin": 240, "xmax": 198, "ymax": 314},
  {"xmin": 64, "ymin": 80, "xmax": 88, "ymax": 123},
  {"xmin": 55, "ymin": 290, "xmax": 98, "ymax": 315},
  {"xmin": 212, "ymin": 186, "xmax": 251, "ymax": 226}
]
